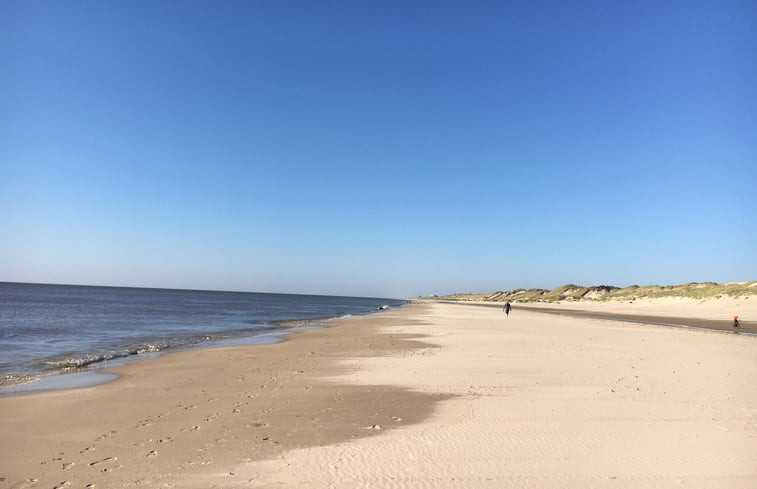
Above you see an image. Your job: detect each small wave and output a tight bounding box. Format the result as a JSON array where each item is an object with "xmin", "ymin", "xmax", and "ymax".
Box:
[
  {"xmin": 273, "ymin": 314, "xmax": 356, "ymax": 329},
  {"xmin": 44, "ymin": 344, "xmax": 168, "ymax": 371},
  {"xmin": 0, "ymin": 373, "xmax": 41, "ymax": 388},
  {"xmin": 134, "ymin": 344, "xmax": 163, "ymax": 354}
]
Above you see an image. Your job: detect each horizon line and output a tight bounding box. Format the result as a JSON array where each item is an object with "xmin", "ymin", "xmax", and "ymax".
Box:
[{"xmin": 0, "ymin": 280, "xmax": 404, "ymax": 301}]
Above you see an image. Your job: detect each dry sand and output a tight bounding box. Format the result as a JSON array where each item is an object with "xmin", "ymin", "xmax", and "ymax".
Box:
[
  {"xmin": 514, "ymin": 296, "xmax": 757, "ymax": 322},
  {"xmin": 2, "ymin": 302, "xmax": 756, "ymax": 488},
  {"xmin": 462, "ymin": 296, "xmax": 757, "ymax": 334}
]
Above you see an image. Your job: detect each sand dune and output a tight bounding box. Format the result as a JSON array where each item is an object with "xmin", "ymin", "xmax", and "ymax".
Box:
[{"xmin": 435, "ymin": 281, "xmax": 757, "ymax": 303}]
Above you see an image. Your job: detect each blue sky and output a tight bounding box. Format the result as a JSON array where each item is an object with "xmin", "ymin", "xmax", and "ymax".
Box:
[{"xmin": 1, "ymin": 1, "xmax": 755, "ymax": 298}]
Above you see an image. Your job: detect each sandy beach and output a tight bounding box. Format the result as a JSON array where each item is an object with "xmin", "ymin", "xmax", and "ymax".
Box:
[
  {"xmin": 512, "ymin": 295, "xmax": 757, "ymax": 323},
  {"xmin": 458, "ymin": 296, "xmax": 757, "ymax": 334},
  {"xmin": 1, "ymin": 302, "xmax": 756, "ymax": 488}
]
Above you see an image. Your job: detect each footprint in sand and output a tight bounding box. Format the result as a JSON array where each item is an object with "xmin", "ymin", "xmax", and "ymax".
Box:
[
  {"xmin": 62, "ymin": 462, "xmax": 75, "ymax": 470},
  {"xmin": 95, "ymin": 431, "xmax": 117, "ymax": 441},
  {"xmin": 99, "ymin": 462, "xmax": 123, "ymax": 473},
  {"xmin": 146, "ymin": 450, "xmax": 158, "ymax": 458},
  {"xmin": 89, "ymin": 457, "xmax": 117, "ymax": 467},
  {"xmin": 41, "ymin": 455, "xmax": 62, "ymax": 465},
  {"xmin": 132, "ymin": 479, "xmax": 155, "ymax": 486},
  {"xmin": 11, "ymin": 479, "xmax": 38, "ymax": 488}
]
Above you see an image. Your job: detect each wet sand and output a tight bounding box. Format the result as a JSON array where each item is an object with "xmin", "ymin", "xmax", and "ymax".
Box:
[
  {"xmin": 2, "ymin": 301, "xmax": 756, "ymax": 488},
  {"xmin": 518, "ymin": 305, "xmax": 756, "ymax": 333},
  {"xmin": 454, "ymin": 302, "xmax": 757, "ymax": 334},
  {"xmin": 0, "ymin": 305, "xmax": 445, "ymax": 488},
  {"xmin": 246, "ymin": 302, "xmax": 757, "ymax": 488}
]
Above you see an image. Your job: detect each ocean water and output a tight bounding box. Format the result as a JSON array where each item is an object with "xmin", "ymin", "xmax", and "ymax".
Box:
[{"xmin": 0, "ymin": 282, "xmax": 404, "ymax": 389}]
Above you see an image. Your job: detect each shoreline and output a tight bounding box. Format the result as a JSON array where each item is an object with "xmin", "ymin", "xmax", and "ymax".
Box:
[
  {"xmin": 0, "ymin": 329, "xmax": 291, "ymax": 396},
  {"xmin": 0, "ymin": 303, "xmax": 444, "ymax": 488},
  {"xmin": 517, "ymin": 305, "xmax": 757, "ymax": 335},
  {"xmin": 438, "ymin": 300, "xmax": 757, "ymax": 334},
  {"xmin": 2, "ymin": 302, "xmax": 755, "ymax": 488},
  {"xmin": 0, "ymin": 306, "xmax": 401, "ymax": 394},
  {"xmin": 0, "ymin": 282, "xmax": 406, "ymax": 393}
]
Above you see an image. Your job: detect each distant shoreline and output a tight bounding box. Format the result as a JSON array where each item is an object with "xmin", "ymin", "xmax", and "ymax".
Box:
[{"xmin": 446, "ymin": 300, "xmax": 757, "ymax": 335}]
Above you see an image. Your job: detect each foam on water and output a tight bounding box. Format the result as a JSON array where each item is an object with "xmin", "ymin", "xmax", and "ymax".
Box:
[{"xmin": 0, "ymin": 282, "xmax": 406, "ymax": 392}]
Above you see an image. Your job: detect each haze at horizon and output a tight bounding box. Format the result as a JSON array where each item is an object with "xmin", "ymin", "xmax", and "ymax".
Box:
[{"xmin": 2, "ymin": 1, "xmax": 756, "ymax": 298}]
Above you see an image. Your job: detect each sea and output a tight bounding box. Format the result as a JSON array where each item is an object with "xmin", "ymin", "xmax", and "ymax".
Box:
[{"xmin": 0, "ymin": 282, "xmax": 405, "ymax": 392}]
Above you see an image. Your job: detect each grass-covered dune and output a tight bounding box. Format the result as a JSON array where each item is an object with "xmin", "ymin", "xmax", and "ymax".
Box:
[{"xmin": 431, "ymin": 281, "xmax": 757, "ymax": 303}]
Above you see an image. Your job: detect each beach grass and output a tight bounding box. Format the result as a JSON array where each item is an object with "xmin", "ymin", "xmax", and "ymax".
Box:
[{"xmin": 432, "ymin": 281, "xmax": 757, "ymax": 303}]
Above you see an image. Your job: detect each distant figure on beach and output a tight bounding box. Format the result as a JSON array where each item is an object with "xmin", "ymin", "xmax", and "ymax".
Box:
[
  {"xmin": 733, "ymin": 315, "xmax": 740, "ymax": 328},
  {"xmin": 503, "ymin": 302, "xmax": 512, "ymax": 317}
]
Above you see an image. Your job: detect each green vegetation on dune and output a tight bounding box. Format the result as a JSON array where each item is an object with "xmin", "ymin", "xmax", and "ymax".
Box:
[{"xmin": 431, "ymin": 281, "xmax": 757, "ymax": 303}]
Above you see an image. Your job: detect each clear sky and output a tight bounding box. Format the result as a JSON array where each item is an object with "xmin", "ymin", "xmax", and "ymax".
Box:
[{"xmin": 1, "ymin": 1, "xmax": 755, "ymax": 298}]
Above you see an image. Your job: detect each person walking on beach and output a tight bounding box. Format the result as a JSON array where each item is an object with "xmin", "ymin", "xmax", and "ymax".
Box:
[
  {"xmin": 733, "ymin": 315, "xmax": 740, "ymax": 328},
  {"xmin": 503, "ymin": 302, "xmax": 512, "ymax": 317}
]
